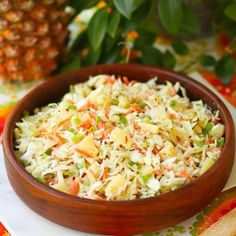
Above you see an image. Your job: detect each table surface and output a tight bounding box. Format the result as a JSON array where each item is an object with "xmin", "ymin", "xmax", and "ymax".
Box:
[{"xmin": 0, "ymin": 72, "xmax": 235, "ymax": 236}]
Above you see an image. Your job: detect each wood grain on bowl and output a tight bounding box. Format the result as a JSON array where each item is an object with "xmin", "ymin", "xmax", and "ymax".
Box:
[{"xmin": 2, "ymin": 64, "xmax": 235, "ymax": 235}]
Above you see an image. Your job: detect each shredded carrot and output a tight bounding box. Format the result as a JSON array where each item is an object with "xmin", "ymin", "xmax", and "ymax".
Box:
[
  {"xmin": 123, "ymin": 76, "xmax": 129, "ymax": 85},
  {"xmin": 133, "ymin": 141, "xmax": 146, "ymax": 155},
  {"xmin": 133, "ymin": 122, "xmax": 139, "ymax": 130},
  {"xmin": 179, "ymin": 171, "xmax": 192, "ymax": 178},
  {"xmin": 89, "ymin": 169, "xmax": 97, "ymax": 178},
  {"xmin": 107, "ymin": 77, "xmax": 115, "ymax": 86},
  {"xmin": 103, "ymin": 168, "xmax": 109, "ymax": 180},
  {"xmin": 152, "ymin": 146, "xmax": 159, "ymax": 155},
  {"xmin": 98, "ymin": 121, "xmax": 106, "ymax": 130},
  {"xmin": 104, "ymin": 106, "xmax": 110, "ymax": 118},
  {"xmin": 208, "ymin": 138, "xmax": 215, "ymax": 144},
  {"xmin": 102, "ymin": 127, "xmax": 114, "ymax": 138},
  {"xmin": 154, "ymin": 169, "xmax": 162, "ymax": 176},
  {"xmin": 169, "ymin": 113, "xmax": 176, "ymax": 119},
  {"xmin": 88, "ymin": 111, "xmax": 96, "ymax": 119},
  {"xmin": 70, "ymin": 177, "xmax": 79, "ymax": 196},
  {"xmin": 75, "ymin": 148, "xmax": 92, "ymax": 158},
  {"xmin": 54, "ymin": 132, "xmax": 67, "ymax": 143},
  {"xmin": 79, "ymin": 120, "xmax": 92, "ymax": 129},
  {"xmin": 79, "ymin": 102, "xmax": 98, "ymax": 112},
  {"xmin": 56, "ymin": 119, "xmax": 70, "ymax": 129},
  {"xmin": 163, "ymin": 165, "xmax": 173, "ymax": 171},
  {"xmin": 88, "ymin": 102, "xmax": 98, "ymax": 110},
  {"xmin": 168, "ymin": 87, "xmax": 176, "ymax": 96},
  {"xmin": 131, "ymin": 104, "xmax": 143, "ymax": 113}
]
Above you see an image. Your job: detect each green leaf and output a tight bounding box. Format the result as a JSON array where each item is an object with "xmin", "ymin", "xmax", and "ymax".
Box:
[
  {"xmin": 88, "ymin": 8, "xmax": 108, "ymax": 51},
  {"xmin": 131, "ymin": 0, "xmax": 146, "ymax": 11},
  {"xmin": 224, "ymin": 3, "xmax": 236, "ymax": 21},
  {"xmin": 100, "ymin": 46, "xmax": 122, "ymax": 64},
  {"xmin": 132, "ymin": 0, "xmax": 152, "ymax": 22},
  {"xmin": 141, "ymin": 46, "xmax": 162, "ymax": 66},
  {"xmin": 179, "ymin": 5, "xmax": 200, "ymax": 35},
  {"xmin": 58, "ymin": 54, "xmax": 80, "ymax": 72},
  {"xmin": 68, "ymin": 0, "xmax": 99, "ymax": 12},
  {"xmin": 215, "ymin": 54, "xmax": 236, "ymax": 85},
  {"xmin": 161, "ymin": 50, "xmax": 176, "ymax": 69},
  {"xmin": 158, "ymin": 0, "xmax": 183, "ymax": 35},
  {"xmin": 172, "ymin": 41, "xmax": 189, "ymax": 55},
  {"xmin": 112, "ymin": 0, "xmax": 145, "ymax": 19},
  {"xmin": 134, "ymin": 29, "xmax": 156, "ymax": 49},
  {"xmin": 200, "ymin": 55, "xmax": 217, "ymax": 67},
  {"xmin": 82, "ymin": 47, "xmax": 101, "ymax": 66},
  {"xmin": 107, "ymin": 11, "xmax": 121, "ymax": 37}
]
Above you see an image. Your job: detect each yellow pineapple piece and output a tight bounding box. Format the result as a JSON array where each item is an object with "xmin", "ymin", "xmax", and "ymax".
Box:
[
  {"xmin": 105, "ymin": 174, "xmax": 128, "ymax": 199},
  {"xmin": 139, "ymin": 123, "xmax": 159, "ymax": 134},
  {"xmin": 110, "ymin": 127, "xmax": 132, "ymax": 148},
  {"xmin": 77, "ymin": 136, "xmax": 99, "ymax": 157},
  {"xmin": 200, "ymin": 158, "xmax": 215, "ymax": 175}
]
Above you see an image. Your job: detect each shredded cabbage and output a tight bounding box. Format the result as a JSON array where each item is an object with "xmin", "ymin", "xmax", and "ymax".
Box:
[{"xmin": 14, "ymin": 75, "xmax": 225, "ymax": 200}]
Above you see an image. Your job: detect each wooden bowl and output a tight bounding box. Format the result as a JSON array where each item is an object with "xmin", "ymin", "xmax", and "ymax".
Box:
[{"xmin": 2, "ymin": 64, "xmax": 235, "ymax": 235}]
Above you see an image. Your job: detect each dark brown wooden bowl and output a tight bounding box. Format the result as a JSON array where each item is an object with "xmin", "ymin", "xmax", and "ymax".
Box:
[{"xmin": 2, "ymin": 64, "xmax": 235, "ymax": 235}]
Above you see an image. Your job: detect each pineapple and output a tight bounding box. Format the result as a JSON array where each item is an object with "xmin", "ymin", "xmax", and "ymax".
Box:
[{"xmin": 0, "ymin": 0, "xmax": 69, "ymax": 81}]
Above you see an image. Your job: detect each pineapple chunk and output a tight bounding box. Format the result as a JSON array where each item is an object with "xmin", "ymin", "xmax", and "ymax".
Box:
[
  {"xmin": 194, "ymin": 124, "xmax": 202, "ymax": 134},
  {"xmin": 198, "ymin": 117, "xmax": 207, "ymax": 128},
  {"xmin": 78, "ymin": 136, "xmax": 99, "ymax": 157},
  {"xmin": 209, "ymin": 124, "xmax": 224, "ymax": 138},
  {"xmin": 110, "ymin": 115, "xmax": 119, "ymax": 122},
  {"xmin": 160, "ymin": 141, "xmax": 176, "ymax": 157},
  {"xmin": 170, "ymin": 127, "xmax": 185, "ymax": 143},
  {"xmin": 51, "ymin": 171, "xmax": 70, "ymax": 194},
  {"xmin": 139, "ymin": 123, "xmax": 159, "ymax": 134},
  {"xmin": 149, "ymin": 105, "xmax": 168, "ymax": 121},
  {"xmin": 118, "ymin": 96, "xmax": 130, "ymax": 108},
  {"xmin": 105, "ymin": 174, "xmax": 128, "ymax": 199},
  {"xmin": 200, "ymin": 158, "xmax": 215, "ymax": 175},
  {"xmin": 97, "ymin": 94, "xmax": 110, "ymax": 106},
  {"xmin": 110, "ymin": 127, "xmax": 132, "ymax": 148},
  {"xmin": 141, "ymin": 165, "xmax": 154, "ymax": 176}
]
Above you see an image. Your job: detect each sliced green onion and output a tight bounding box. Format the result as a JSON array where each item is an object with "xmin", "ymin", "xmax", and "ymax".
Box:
[
  {"xmin": 128, "ymin": 161, "xmax": 135, "ymax": 166},
  {"xmin": 217, "ymin": 139, "xmax": 225, "ymax": 147},
  {"xmin": 203, "ymin": 122, "xmax": 213, "ymax": 135},
  {"xmin": 41, "ymin": 153, "xmax": 48, "ymax": 159},
  {"xmin": 119, "ymin": 115, "xmax": 128, "ymax": 125},
  {"xmin": 142, "ymin": 141, "xmax": 149, "ymax": 148},
  {"xmin": 96, "ymin": 116, "xmax": 102, "ymax": 122},
  {"xmin": 71, "ymin": 133, "xmax": 84, "ymax": 143},
  {"xmin": 170, "ymin": 100, "xmax": 177, "ymax": 107},
  {"xmin": 142, "ymin": 175, "xmax": 151, "ymax": 182},
  {"xmin": 138, "ymin": 103, "xmax": 145, "ymax": 109},
  {"xmin": 68, "ymin": 104, "xmax": 77, "ymax": 110},
  {"xmin": 68, "ymin": 127, "xmax": 76, "ymax": 133}
]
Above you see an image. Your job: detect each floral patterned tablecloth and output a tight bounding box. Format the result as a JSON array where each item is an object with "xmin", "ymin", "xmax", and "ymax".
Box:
[{"xmin": 0, "ymin": 37, "xmax": 236, "ymax": 236}]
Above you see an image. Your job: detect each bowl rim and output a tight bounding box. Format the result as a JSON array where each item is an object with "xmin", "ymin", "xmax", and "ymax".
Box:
[{"xmin": 3, "ymin": 63, "xmax": 235, "ymax": 206}]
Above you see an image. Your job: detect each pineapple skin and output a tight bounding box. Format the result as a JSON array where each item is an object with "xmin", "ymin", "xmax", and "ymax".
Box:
[{"xmin": 0, "ymin": 0, "xmax": 69, "ymax": 81}]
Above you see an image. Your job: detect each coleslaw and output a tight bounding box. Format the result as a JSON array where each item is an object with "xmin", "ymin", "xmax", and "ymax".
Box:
[{"xmin": 14, "ymin": 75, "xmax": 225, "ymax": 200}]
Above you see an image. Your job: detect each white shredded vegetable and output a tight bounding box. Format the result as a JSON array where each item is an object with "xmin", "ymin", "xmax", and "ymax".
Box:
[{"xmin": 14, "ymin": 75, "xmax": 225, "ymax": 200}]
